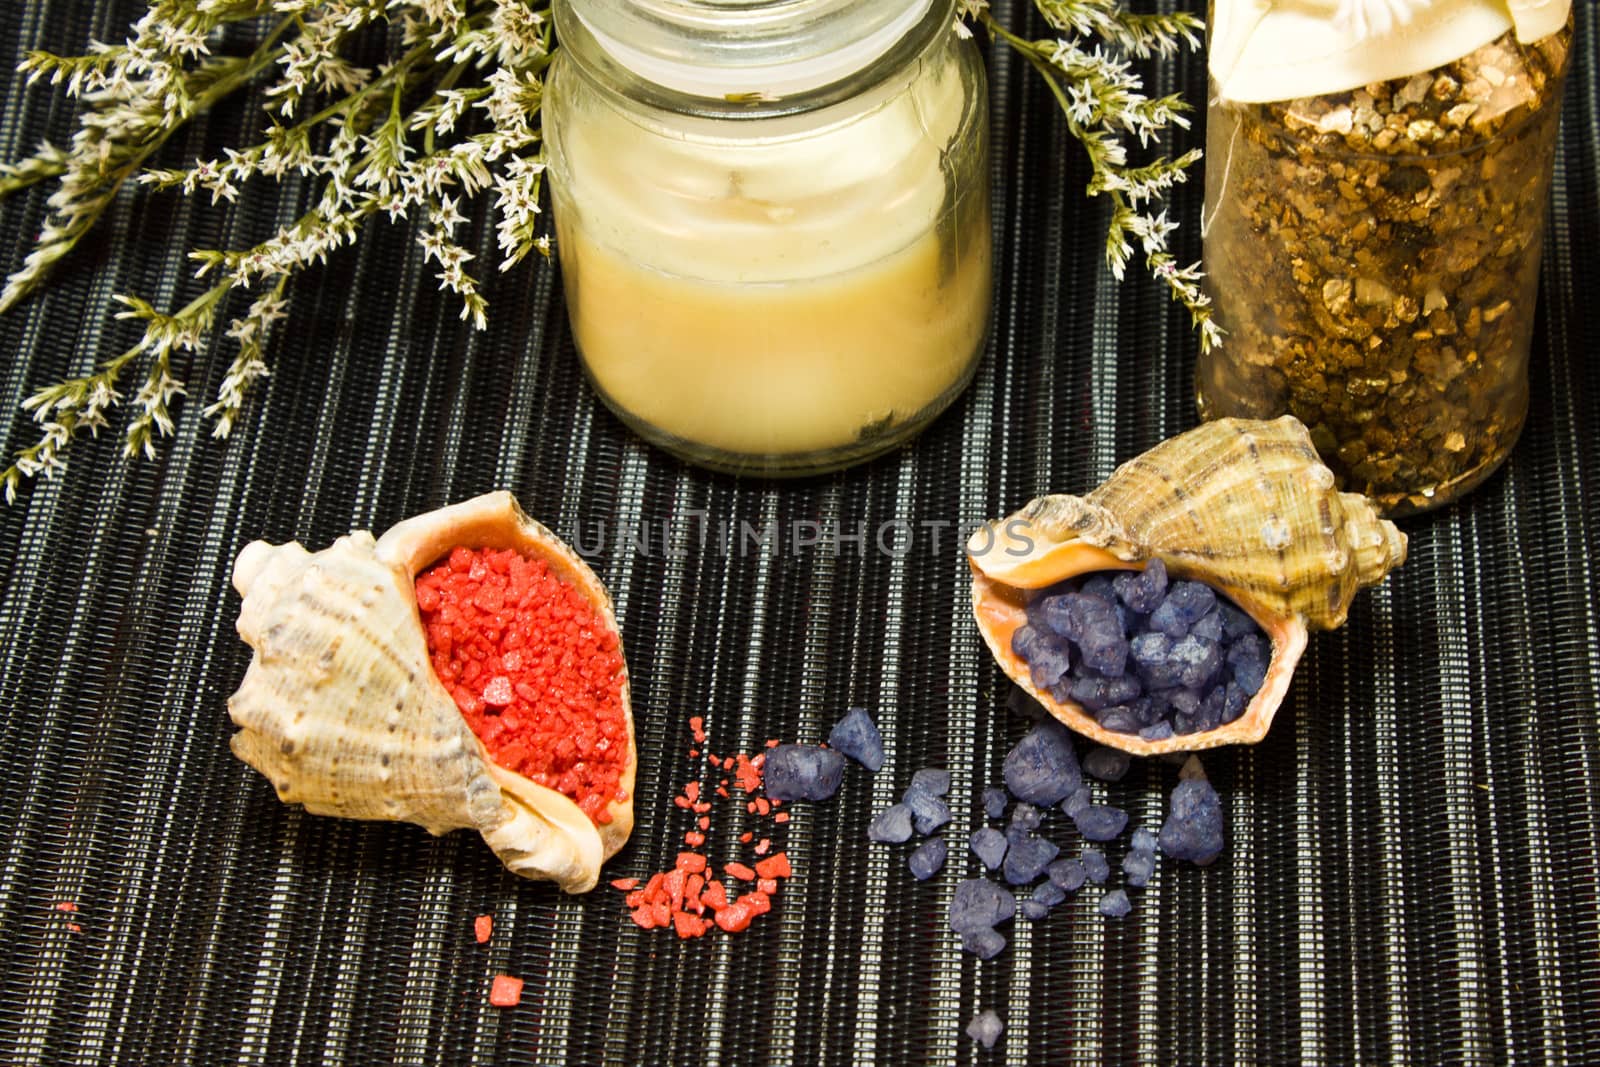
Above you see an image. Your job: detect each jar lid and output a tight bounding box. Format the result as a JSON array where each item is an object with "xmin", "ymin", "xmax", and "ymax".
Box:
[
  {"xmin": 567, "ymin": 0, "xmax": 939, "ymax": 99},
  {"xmin": 1209, "ymin": 0, "xmax": 1571, "ymax": 103}
]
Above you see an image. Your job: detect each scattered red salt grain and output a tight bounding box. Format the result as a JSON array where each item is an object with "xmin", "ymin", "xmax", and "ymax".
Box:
[
  {"xmin": 739, "ymin": 832, "xmax": 753, "ymax": 844},
  {"xmin": 66, "ymin": 923, "xmax": 81, "ymax": 933},
  {"xmin": 684, "ymin": 831, "xmax": 706, "ymax": 847},
  {"xmin": 489, "ymin": 975, "xmax": 524, "ymax": 1007},
  {"xmin": 774, "ymin": 812, "xmax": 790, "ymax": 824},
  {"xmin": 416, "ymin": 546, "xmax": 627, "ymax": 826},
  {"xmin": 755, "ymin": 853, "xmax": 791, "ymax": 880},
  {"xmin": 725, "ymin": 862, "xmax": 756, "ymax": 882},
  {"xmin": 765, "ymin": 739, "xmax": 780, "ymax": 748},
  {"xmin": 757, "ymin": 878, "xmax": 778, "ymax": 895},
  {"xmin": 697, "ymin": 815, "xmax": 710, "ymax": 831},
  {"xmin": 53, "ymin": 901, "xmax": 78, "ymax": 913},
  {"xmin": 610, "ymin": 878, "xmax": 640, "ymax": 891},
  {"xmin": 689, "ymin": 716, "xmax": 706, "ymax": 743},
  {"xmin": 675, "ymin": 852, "xmax": 707, "ymax": 873},
  {"xmin": 754, "ymin": 838, "xmax": 771, "ymax": 856},
  {"xmin": 474, "ymin": 915, "xmax": 493, "ymax": 943}
]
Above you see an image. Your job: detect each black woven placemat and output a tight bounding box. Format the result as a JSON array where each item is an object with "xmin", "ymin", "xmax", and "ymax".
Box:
[{"xmin": 2, "ymin": 1, "xmax": 1598, "ymax": 1063}]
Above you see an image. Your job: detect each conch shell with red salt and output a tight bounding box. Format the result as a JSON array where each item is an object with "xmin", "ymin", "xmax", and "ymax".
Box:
[{"xmin": 227, "ymin": 491, "xmax": 635, "ymax": 893}]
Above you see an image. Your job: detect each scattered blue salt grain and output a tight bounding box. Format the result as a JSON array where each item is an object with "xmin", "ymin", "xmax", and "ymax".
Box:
[
  {"xmin": 1138, "ymin": 721, "xmax": 1174, "ymax": 742},
  {"xmin": 1082, "ymin": 746, "xmax": 1131, "ymax": 783},
  {"xmin": 1061, "ymin": 785, "xmax": 1091, "ymax": 818},
  {"xmin": 1131, "ymin": 827, "xmax": 1158, "ymax": 853},
  {"xmin": 1159, "ymin": 759, "xmax": 1224, "ymax": 865},
  {"xmin": 967, "ymin": 1009, "xmax": 1004, "ymax": 1049},
  {"xmin": 1003, "ymin": 836, "xmax": 1059, "ymax": 885},
  {"xmin": 982, "ymin": 786, "xmax": 1009, "ymax": 819},
  {"xmin": 763, "ymin": 744, "xmax": 846, "ymax": 802},
  {"xmin": 961, "ymin": 927, "xmax": 1008, "ymax": 959},
  {"xmin": 1081, "ymin": 849, "xmax": 1110, "ymax": 884},
  {"xmin": 1018, "ymin": 900, "xmax": 1050, "ymax": 922},
  {"xmin": 1123, "ymin": 849, "xmax": 1156, "ymax": 887},
  {"xmin": 1003, "ymin": 721, "xmax": 1081, "ymax": 806},
  {"xmin": 969, "ymin": 827, "xmax": 1008, "ymax": 870},
  {"xmin": 904, "ymin": 787, "xmax": 952, "ymax": 835},
  {"xmin": 950, "ymin": 878, "xmax": 1015, "ymax": 933},
  {"xmin": 1009, "ymin": 802, "xmax": 1042, "ymax": 833},
  {"xmin": 1047, "ymin": 858, "xmax": 1088, "ymax": 892},
  {"xmin": 1099, "ymin": 889, "xmax": 1133, "ymax": 918},
  {"xmin": 911, "ymin": 768, "xmax": 951, "ymax": 797},
  {"xmin": 1032, "ymin": 881, "xmax": 1066, "ymax": 908},
  {"xmin": 1073, "ymin": 804, "xmax": 1129, "ymax": 842},
  {"xmin": 828, "ymin": 707, "xmax": 885, "ymax": 772},
  {"xmin": 909, "ymin": 838, "xmax": 948, "ymax": 881},
  {"xmin": 868, "ymin": 804, "xmax": 915, "ymax": 844}
]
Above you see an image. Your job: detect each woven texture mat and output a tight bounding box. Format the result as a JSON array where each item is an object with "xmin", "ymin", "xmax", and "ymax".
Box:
[{"xmin": 2, "ymin": 1, "xmax": 1598, "ymax": 1063}]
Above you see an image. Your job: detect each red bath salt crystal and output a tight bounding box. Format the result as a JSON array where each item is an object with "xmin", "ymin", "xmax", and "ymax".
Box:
[
  {"xmin": 697, "ymin": 815, "xmax": 710, "ymax": 831},
  {"xmin": 417, "ymin": 546, "xmax": 628, "ymax": 827},
  {"xmin": 474, "ymin": 915, "xmax": 493, "ymax": 943},
  {"xmin": 774, "ymin": 812, "xmax": 790, "ymax": 824},
  {"xmin": 684, "ymin": 831, "xmax": 706, "ymax": 847},
  {"xmin": 755, "ymin": 853, "xmax": 791, "ymax": 881},
  {"xmin": 732, "ymin": 754, "xmax": 763, "ymax": 794},
  {"xmin": 610, "ymin": 878, "xmax": 640, "ymax": 891},
  {"xmin": 690, "ymin": 716, "xmax": 706, "ymax": 743},
  {"xmin": 754, "ymin": 838, "xmax": 771, "ymax": 856},
  {"xmin": 724, "ymin": 862, "xmax": 756, "ymax": 882},
  {"xmin": 684, "ymin": 781, "xmax": 701, "ymax": 804},
  {"xmin": 757, "ymin": 878, "xmax": 778, "ymax": 896},
  {"xmin": 489, "ymin": 975, "xmax": 524, "ymax": 1007},
  {"xmin": 53, "ymin": 901, "xmax": 78, "ymax": 913}
]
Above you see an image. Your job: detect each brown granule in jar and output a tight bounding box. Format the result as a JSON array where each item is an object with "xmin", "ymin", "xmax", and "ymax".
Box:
[{"xmin": 1197, "ymin": 22, "xmax": 1571, "ymax": 514}]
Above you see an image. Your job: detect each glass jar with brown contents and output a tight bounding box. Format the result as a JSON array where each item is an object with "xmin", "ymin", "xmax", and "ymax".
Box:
[{"xmin": 1198, "ymin": 5, "xmax": 1572, "ymax": 515}]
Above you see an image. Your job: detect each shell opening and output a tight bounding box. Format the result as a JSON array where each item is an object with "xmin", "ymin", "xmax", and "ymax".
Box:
[{"xmin": 971, "ymin": 558, "xmax": 1308, "ymax": 756}]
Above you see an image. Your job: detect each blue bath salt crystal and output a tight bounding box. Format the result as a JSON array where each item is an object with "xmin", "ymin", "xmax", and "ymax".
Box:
[
  {"xmin": 1217, "ymin": 598, "xmax": 1256, "ymax": 640},
  {"xmin": 1150, "ymin": 581, "xmax": 1217, "ymax": 638},
  {"xmin": 1009, "ymin": 802, "xmax": 1042, "ymax": 834},
  {"xmin": 1130, "ymin": 632, "xmax": 1184, "ymax": 688},
  {"xmin": 1068, "ymin": 672, "xmax": 1142, "ymax": 712},
  {"xmin": 909, "ymin": 838, "xmax": 948, "ymax": 881},
  {"xmin": 1123, "ymin": 849, "xmax": 1156, "ymax": 887},
  {"xmin": 1221, "ymin": 681, "xmax": 1250, "ymax": 724},
  {"xmin": 1003, "ymin": 835, "xmax": 1060, "ymax": 886},
  {"xmin": 1006, "ymin": 685, "xmax": 1048, "ymax": 723},
  {"xmin": 1096, "ymin": 706, "xmax": 1144, "ymax": 734},
  {"xmin": 982, "ymin": 786, "xmax": 1009, "ymax": 819},
  {"xmin": 1018, "ymin": 899, "xmax": 1050, "ymax": 922},
  {"xmin": 910, "ymin": 767, "xmax": 951, "ymax": 797},
  {"xmin": 1071, "ymin": 600, "xmax": 1130, "ymax": 676},
  {"xmin": 1190, "ymin": 609, "xmax": 1225, "ymax": 642},
  {"xmin": 1033, "ymin": 593, "xmax": 1082, "ymax": 642},
  {"xmin": 1131, "ymin": 827, "xmax": 1158, "ymax": 853},
  {"xmin": 1074, "ymin": 804, "xmax": 1129, "ymax": 842},
  {"xmin": 868, "ymin": 803, "xmax": 915, "ymax": 844},
  {"xmin": 1082, "ymin": 746, "xmax": 1131, "ymax": 783},
  {"xmin": 1081, "ymin": 848, "xmax": 1110, "ymax": 884},
  {"xmin": 1170, "ymin": 635, "xmax": 1222, "ymax": 691},
  {"xmin": 763, "ymin": 744, "xmax": 846, "ymax": 802},
  {"xmin": 1228, "ymin": 634, "xmax": 1269, "ymax": 694},
  {"xmin": 1160, "ymin": 776, "xmax": 1225, "ymax": 865},
  {"xmin": 1113, "ymin": 558, "xmax": 1167, "ymax": 613},
  {"xmin": 1032, "ymin": 881, "xmax": 1067, "ymax": 908},
  {"xmin": 1047, "ymin": 858, "xmax": 1087, "ymax": 892},
  {"xmin": 967, "ymin": 1010, "xmax": 1004, "ymax": 1049},
  {"xmin": 1138, "ymin": 720, "xmax": 1174, "ymax": 742},
  {"xmin": 1081, "ymin": 574, "xmax": 1117, "ymax": 602},
  {"xmin": 827, "ymin": 707, "xmax": 885, "ymax": 772},
  {"xmin": 1099, "ymin": 889, "xmax": 1133, "ymax": 918},
  {"xmin": 1061, "ymin": 785, "xmax": 1091, "ymax": 818},
  {"xmin": 1003, "ymin": 720, "xmax": 1082, "ymax": 806},
  {"xmin": 962, "ymin": 927, "xmax": 1007, "ymax": 959},
  {"xmin": 969, "ymin": 827, "xmax": 1008, "ymax": 870},
  {"xmin": 950, "ymin": 878, "xmax": 1015, "ymax": 933},
  {"xmin": 904, "ymin": 786, "xmax": 952, "ymax": 835}
]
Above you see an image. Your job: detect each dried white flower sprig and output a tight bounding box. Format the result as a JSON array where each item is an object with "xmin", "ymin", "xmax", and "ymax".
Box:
[
  {"xmin": 969, "ymin": 0, "xmax": 1220, "ymax": 352},
  {"xmin": 1, "ymin": 0, "xmax": 1212, "ymax": 502}
]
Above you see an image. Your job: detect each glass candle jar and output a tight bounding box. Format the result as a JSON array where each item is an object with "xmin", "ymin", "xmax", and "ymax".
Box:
[
  {"xmin": 544, "ymin": 0, "xmax": 991, "ymax": 476},
  {"xmin": 1198, "ymin": 19, "xmax": 1571, "ymax": 515}
]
